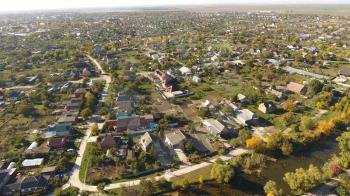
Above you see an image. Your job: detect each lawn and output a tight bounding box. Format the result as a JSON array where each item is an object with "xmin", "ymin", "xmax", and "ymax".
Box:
[
  {"xmin": 79, "ymin": 142, "xmax": 94, "ymax": 182},
  {"xmin": 171, "ymin": 165, "xmax": 213, "ymax": 186}
]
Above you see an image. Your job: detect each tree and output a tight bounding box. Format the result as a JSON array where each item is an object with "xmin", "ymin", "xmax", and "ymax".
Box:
[
  {"xmin": 181, "ymin": 178, "xmax": 190, "ymax": 190},
  {"xmin": 197, "ymin": 107, "xmax": 211, "ymax": 118},
  {"xmin": 16, "ymin": 103, "xmax": 35, "ymax": 116},
  {"xmin": 283, "ymin": 164, "xmax": 323, "ymax": 194},
  {"xmin": 184, "ymin": 141, "xmax": 194, "ymax": 154},
  {"xmin": 81, "ymin": 108, "xmax": 92, "ymax": 120},
  {"xmin": 336, "ymin": 132, "xmax": 350, "ymax": 168},
  {"xmin": 139, "ymin": 179, "xmax": 155, "ymax": 196},
  {"xmin": 246, "ymin": 137, "xmax": 265, "ymax": 152},
  {"xmin": 264, "ymin": 180, "xmax": 283, "ymax": 196},
  {"xmin": 90, "ymin": 123, "xmax": 99, "ymax": 136},
  {"xmin": 307, "ymin": 79, "xmax": 323, "ymax": 97},
  {"xmin": 97, "ymin": 183, "xmax": 105, "ymax": 192},
  {"xmin": 300, "ymin": 116, "xmax": 316, "ymax": 131},
  {"xmin": 281, "ymin": 100, "xmax": 296, "ymax": 112},
  {"xmin": 280, "ymin": 141, "xmax": 293, "ymax": 156},
  {"xmin": 316, "ymin": 120, "xmax": 336, "ymax": 136},
  {"xmin": 199, "ymin": 175, "xmax": 204, "ymax": 184},
  {"xmin": 211, "ymin": 158, "xmax": 234, "ymax": 184}
]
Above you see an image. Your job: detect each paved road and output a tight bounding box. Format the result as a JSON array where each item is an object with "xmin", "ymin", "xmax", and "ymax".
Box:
[{"xmin": 63, "ymin": 55, "xmax": 111, "ymax": 192}]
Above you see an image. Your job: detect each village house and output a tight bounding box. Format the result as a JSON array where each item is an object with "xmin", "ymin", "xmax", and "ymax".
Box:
[
  {"xmin": 179, "ymin": 66, "xmax": 192, "ymax": 75},
  {"xmin": 47, "ymin": 137, "xmax": 67, "ymax": 149},
  {"xmin": 116, "ymin": 94, "xmax": 134, "ymax": 112},
  {"xmin": 265, "ymin": 87, "xmax": 285, "ymax": 100},
  {"xmin": 0, "ymin": 169, "xmax": 15, "ymax": 191},
  {"xmin": 57, "ymin": 114, "xmax": 77, "ymax": 125},
  {"xmin": 21, "ymin": 158, "xmax": 44, "ymax": 168},
  {"xmin": 165, "ymin": 130, "xmax": 186, "ymax": 149},
  {"xmin": 339, "ymin": 70, "xmax": 350, "ymax": 78},
  {"xmin": 46, "ymin": 124, "xmax": 71, "ymax": 138},
  {"xmin": 40, "ymin": 166, "xmax": 57, "ymax": 181},
  {"xmin": 74, "ymin": 88, "xmax": 87, "ymax": 98},
  {"xmin": 203, "ymin": 119, "xmax": 227, "ymax": 136},
  {"xmin": 101, "ymin": 135, "xmax": 118, "ymax": 150},
  {"xmin": 287, "ymin": 82, "xmax": 307, "ymax": 95},
  {"xmin": 154, "ymin": 69, "xmax": 175, "ymax": 92},
  {"xmin": 258, "ymin": 102, "xmax": 277, "ymax": 114},
  {"xmin": 237, "ymin": 93, "xmax": 249, "ymax": 103},
  {"xmin": 139, "ymin": 132, "xmax": 153, "ymax": 151},
  {"xmin": 63, "ymin": 98, "xmax": 82, "ymax": 112},
  {"xmin": 235, "ymin": 109, "xmax": 259, "ymax": 126},
  {"xmin": 1, "ymin": 175, "xmax": 48, "ymax": 195},
  {"xmin": 192, "ymin": 75, "xmax": 201, "ymax": 83}
]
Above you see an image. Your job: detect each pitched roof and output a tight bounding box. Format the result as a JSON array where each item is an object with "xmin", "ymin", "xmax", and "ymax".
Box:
[
  {"xmin": 48, "ymin": 137, "xmax": 66, "ymax": 148},
  {"xmin": 101, "ymin": 135, "xmax": 117, "ymax": 149},
  {"xmin": 47, "ymin": 124, "xmax": 71, "ymax": 132},
  {"xmin": 236, "ymin": 109, "xmax": 256, "ymax": 123},
  {"xmin": 41, "ymin": 166, "xmax": 57, "ymax": 174},
  {"xmin": 0, "ymin": 169, "xmax": 10, "ymax": 184},
  {"xmin": 165, "ymin": 130, "xmax": 186, "ymax": 146},
  {"xmin": 140, "ymin": 132, "xmax": 153, "ymax": 149},
  {"xmin": 22, "ymin": 158, "xmax": 44, "ymax": 167},
  {"xmin": 203, "ymin": 119, "xmax": 226, "ymax": 134},
  {"xmin": 21, "ymin": 175, "xmax": 47, "ymax": 190},
  {"xmin": 287, "ymin": 82, "xmax": 306, "ymax": 94}
]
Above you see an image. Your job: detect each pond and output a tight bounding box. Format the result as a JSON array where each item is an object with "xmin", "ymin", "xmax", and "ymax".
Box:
[{"xmin": 189, "ymin": 136, "xmax": 339, "ymax": 195}]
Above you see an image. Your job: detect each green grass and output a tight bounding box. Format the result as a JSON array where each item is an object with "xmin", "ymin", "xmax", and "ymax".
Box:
[
  {"xmin": 171, "ymin": 165, "xmax": 213, "ymax": 186},
  {"xmin": 79, "ymin": 143, "xmax": 94, "ymax": 182}
]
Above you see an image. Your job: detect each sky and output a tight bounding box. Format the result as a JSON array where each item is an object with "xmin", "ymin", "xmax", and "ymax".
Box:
[{"xmin": 0, "ymin": 0, "xmax": 349, "ymax": 12}]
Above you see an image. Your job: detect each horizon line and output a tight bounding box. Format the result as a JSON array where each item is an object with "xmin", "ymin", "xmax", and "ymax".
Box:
[{"xmin": 1, "ymin": 3, "xmax": 350, "ymax": 14}]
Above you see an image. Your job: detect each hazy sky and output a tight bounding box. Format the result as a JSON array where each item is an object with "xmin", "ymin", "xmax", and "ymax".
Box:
[{"xmin": 1, "ymin": 0, "xmax": 349, "ymax": 12}]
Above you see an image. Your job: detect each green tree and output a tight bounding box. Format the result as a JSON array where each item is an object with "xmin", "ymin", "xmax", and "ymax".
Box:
[
  {"xmin": 264, "ymin": 180, "xmax": 283, "ymax": 196},
  {"xmin": 281, "ymin": 141, "xmax": 293, "ymax": 156},
  {"xmin": 90, "ymin": 123, "xmax": 99, "ymax": 136},
  {"xmin": 181, "ymin": 178, "xmax": 190, "ymax": 190},
  {"xmin": 197, "ymin": 107, "xmax": 211, "ymax": 118},
  {"xmin": 81, "ymin": 108, "xmax": 92, "ymax": 120},
  {"xmin": 139, "ymin": 179, "xmax": 155, "ymax": 196},
  {"xmin": 307, "ymin": 79, "xmax": 323, "ymax": 97},
  {"xmin": 300, "ymin": 116, "xmax": 316, "ymax": 131},
  {"xmin": 283, "ymin": 164, "xmax": 323, "ymax": 194},
  {"xmin": 211, "ymin": 158, "xmax": 234, "ymax": 184},
  {"xmin": 16, "ymin": 103, "xmax": 35, "ymax": 116}
]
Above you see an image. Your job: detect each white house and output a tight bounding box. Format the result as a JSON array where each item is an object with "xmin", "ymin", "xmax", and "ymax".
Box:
[
  {"xmin": 203, "ymin": 119, "xmax": 226, "ymax": 136},
  {"xmin": 235, "ymin": 109, "xmax": 258, "ymax": 126},
  {"xmin": 179, "ymin": 66, "xmax": 192, "ymax": 75},
  {"xmin": 192, "ymin": 76, "xmax": 201, "ymax": 83},
  {"xmin": 237, "ymin": 94, "xmax": 249, "ymax": 103},
  {"xmin": 139, "ymin": 132, "xmax": 153, "ymax": 152}
]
